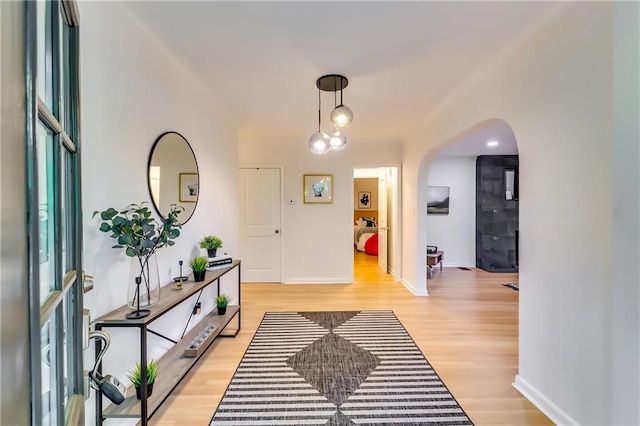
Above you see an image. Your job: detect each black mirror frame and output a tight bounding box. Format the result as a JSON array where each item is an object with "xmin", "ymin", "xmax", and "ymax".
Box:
[{"xmin": 147, "ymin": 131, "xmax": 200, "ymax": 225}]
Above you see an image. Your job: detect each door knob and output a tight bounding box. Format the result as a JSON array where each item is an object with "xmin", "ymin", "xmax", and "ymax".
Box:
[{"xmin": 275, "ymin": 229, "xmax": 280, "ymax": 234}]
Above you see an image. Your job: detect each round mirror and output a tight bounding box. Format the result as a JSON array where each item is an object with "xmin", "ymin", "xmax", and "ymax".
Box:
[{"xmin": 147, "ymin": 131, "xmax": 199, "ymax": 225}]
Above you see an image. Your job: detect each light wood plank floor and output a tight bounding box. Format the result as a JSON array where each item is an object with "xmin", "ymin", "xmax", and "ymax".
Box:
[{"xmin": 151, "ymin": 251, "xmax": 551, "ymax": 425}]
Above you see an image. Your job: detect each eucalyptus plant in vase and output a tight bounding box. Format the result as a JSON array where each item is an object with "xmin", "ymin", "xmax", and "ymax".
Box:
[{"xmin": 93, "ymin": 202, "xmax": 183, "ymax": 310}]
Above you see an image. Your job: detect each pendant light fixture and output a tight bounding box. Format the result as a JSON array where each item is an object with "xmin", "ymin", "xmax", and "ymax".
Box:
[
  {"xmin": 309, "ymin": 74, "xmax": 352, "ymax": 155},
  {"xmin": 308, "ymin": 87, "xmax": 330, "ymax": 155},
  {"xmin": 329, "ymin": 128, "xmax": 347, "ymax": 151},
  {"xmin": 330, "ymin": 77, "xmax": 353, "ymax": 128}
]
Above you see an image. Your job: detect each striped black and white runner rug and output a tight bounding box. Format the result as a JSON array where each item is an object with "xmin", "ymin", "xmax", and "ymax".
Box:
[{"xmin": 210, "ymin": 311, "xmax": 473, "ymax": 425}]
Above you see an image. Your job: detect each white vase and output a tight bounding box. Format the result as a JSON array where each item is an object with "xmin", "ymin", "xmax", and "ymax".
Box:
[{"xmin": 127, "ymin": 255, "xmax": 161, "ymax": 309}]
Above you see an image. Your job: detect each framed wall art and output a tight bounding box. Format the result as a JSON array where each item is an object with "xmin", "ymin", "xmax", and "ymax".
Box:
[
  {"xmin": 358, "ymin": 191, "xmax": 371, "ymax": 209},
  {"xmin": 179, "ymin": 173, "xmax": 199, "ymax": 203},
  {"xmin": 427, "ymin": 186, "xmax": 450, "ymax": 214},
  {"xmin": 303, "ymin": 174, "xmax": 333, "ymax": 204}
]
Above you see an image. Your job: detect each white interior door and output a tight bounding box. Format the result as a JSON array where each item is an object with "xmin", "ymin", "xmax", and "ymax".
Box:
[
  {"xmin": 378, "ymin": 174, "xmax": 388, "ymax": 273},
  {"xmin": 239, "ymin": 168, "xmax": 281, "ymax": 282}
]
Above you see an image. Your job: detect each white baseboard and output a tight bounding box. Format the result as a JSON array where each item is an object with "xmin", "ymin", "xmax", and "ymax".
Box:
[
  {"xmin": 443, "ymin": 263, "xmax": 474, "ymax": 268},
  {"xmin": 282, "ymin": 278, "xmax": 352, "ymax": 284},
  {"xmin": 513, "ymin": 375, "xmax": 578, "ymax": 426},
  {"xmin": 388, "ymin": 267, "xmax": 396, "ymax": 277},
  {"xmin": 400, "ymin": 278, "xmax": 428, "ymax": 296}
]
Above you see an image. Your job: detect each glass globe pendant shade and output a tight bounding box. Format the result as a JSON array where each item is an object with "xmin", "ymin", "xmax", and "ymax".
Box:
[
  {"xmin": 330, "ymin": 104, "xmax": 353, "ymax": 128},
  {"xmin": 308, "ymin": 131, "xmax": 331, "ymax": 155},
  {"xmin": 329, "ymin": 128, "xmax": 347, "ymax": 151}
]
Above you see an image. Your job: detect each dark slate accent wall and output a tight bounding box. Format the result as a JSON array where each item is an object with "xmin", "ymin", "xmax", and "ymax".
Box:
[{"xmin": 476, "ymin": 155, "xmax": 519, "ymax": 272}]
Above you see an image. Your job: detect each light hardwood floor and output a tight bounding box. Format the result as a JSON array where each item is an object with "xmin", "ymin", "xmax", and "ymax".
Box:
[{"xmin": 151, "ymin": 251, "xmax": 552, "ymax": 425}]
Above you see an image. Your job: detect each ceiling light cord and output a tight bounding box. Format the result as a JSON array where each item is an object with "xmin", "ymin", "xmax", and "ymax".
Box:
[{"xmin": 318, "ymin": 88, "xmax": 321, "ymax": 132}]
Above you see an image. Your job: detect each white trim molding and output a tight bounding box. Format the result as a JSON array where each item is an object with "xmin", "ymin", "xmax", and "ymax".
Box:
[
  {"xmin": 513, "ymin": 375, "xmax": 578, "ymax": 426},
  {"xmin": 442, "ymin": 263, "xmax": 475, "ymax": 268},
  {"xmin": 400, "ymin": 278, "xmax": 428, "ymax": 296},
  {"xmin": 283, "ymin": 278, "xmax": 352, "ymax": 284}
]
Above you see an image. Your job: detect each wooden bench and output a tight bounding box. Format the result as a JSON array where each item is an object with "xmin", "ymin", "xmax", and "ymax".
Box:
[{"xmin": 426, "ymin": 251, "xmax": 444, "ymax": 279}]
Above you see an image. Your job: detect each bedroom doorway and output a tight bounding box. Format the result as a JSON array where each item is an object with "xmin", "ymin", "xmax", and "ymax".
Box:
[{"xmin": 353, "ymin": 166, "xmax": 400, "ymax": 279}]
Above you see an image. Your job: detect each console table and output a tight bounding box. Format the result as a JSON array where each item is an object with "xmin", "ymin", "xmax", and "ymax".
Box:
[
  {"xmin": 426, "ymin": 251, "xmax": 444, "ymax": 278},
  {"xmin": 93, "ymin": 260, "xmax": 241, "ymax": 426}
]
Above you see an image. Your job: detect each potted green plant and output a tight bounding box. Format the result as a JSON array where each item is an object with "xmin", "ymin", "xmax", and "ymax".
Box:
[
  {"xmin": 93, "ymin": 203, "xmax": 183, "ymax": 311},
  {"xmin": 216, "ymin": 294, "xmax": 230, "ymax": 315},
  {"xmin": 190, "ymin": 256, "xmax": 208, "ymax": 282},
  {"xmin": 127, "ymin": 359, "xmax": 158, "ymax": 400},
  {"xmin": 199, "ymin": 235, "xmax": 223, "ymax": 258}
]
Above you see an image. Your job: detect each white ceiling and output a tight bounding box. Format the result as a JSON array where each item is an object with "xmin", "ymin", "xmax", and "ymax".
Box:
[{"xmin": 125, "ymin": 1, "xmax": 556, "ymax": 146}]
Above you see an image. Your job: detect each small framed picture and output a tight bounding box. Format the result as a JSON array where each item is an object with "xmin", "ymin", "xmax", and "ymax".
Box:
[
  {"xmin": 179, "ymin": 173, "xmax": 199, "ymax": 203},
  {"xmin": 427, "ymin": 186, "xmax": 450, "ymax": 215},
  {"xmin": 303, "ymin": 174, "xmax": 333, "ymax": 204},
  {"xmin": 358, "ymin": 191, "xmax": 371, "ymax": 209}
]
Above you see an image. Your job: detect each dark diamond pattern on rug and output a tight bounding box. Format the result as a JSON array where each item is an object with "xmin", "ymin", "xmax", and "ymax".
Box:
[
  {"xmin": 300, "ymin": 311, "xmax": 359, "ymax": 330},
  {"xmin": 287, "ymin": 332, "xmax": 379, "ymax": 405},
  {"xmin": 211, "ymin": 311, "xmax": 474, "ymax": 425}
]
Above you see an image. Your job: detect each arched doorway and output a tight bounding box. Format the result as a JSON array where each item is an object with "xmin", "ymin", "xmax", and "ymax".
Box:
[{"xmin": 415, "ymin": 119, "xmax": 519, "ymax": 294}]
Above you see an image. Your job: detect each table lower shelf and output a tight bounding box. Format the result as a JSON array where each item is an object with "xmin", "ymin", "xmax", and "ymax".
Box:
[{"xmin": 102, "ymin": 305, "xmax": 240, "ymax": 419}]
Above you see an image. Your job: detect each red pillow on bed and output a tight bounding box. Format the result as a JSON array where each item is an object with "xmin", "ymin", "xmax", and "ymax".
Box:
[{"xmin": 365, "ymin": 233, "xmax": 378, "ymax": 256}]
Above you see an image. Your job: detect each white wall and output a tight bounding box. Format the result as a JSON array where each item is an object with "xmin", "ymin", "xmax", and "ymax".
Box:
[
  {"xmin": 610, "ymin": 1, "xmax": 640, "ymax": 423},
  {"xmin": 399, "ymin": 2, "xmax": 636, "ymax": 424},
  {"xmin": 425, "ymin": 156, "xmax": 475, "ymax": 267},
  {"xmin": 239, "ymin": 140, "xmax": 401, "ymax": 283},
  {"xmin": 79, "ymin": 3, "xmax": 239, "ymax": 422}
]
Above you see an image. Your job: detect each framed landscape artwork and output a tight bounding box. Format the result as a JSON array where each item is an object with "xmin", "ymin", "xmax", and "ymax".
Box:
[{"xmin": 427, "ymin": 186, "xmax": 450, "ymax": 214}]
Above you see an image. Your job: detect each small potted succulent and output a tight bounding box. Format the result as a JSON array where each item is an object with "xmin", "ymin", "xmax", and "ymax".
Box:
[
  {"xmin": 128, "ymin": 359, "xmax": 158, "ymax": 400},
  {"xmin": 199, "ymin": 235, "xmax": 223, "ymax": 258},
  {"xmin": 216, "ymin": 294, "xmax": 230, "ymax": 315},
  {"xmin": 189, "ymin": 256, "xmax": 208, "ymax": 282}
]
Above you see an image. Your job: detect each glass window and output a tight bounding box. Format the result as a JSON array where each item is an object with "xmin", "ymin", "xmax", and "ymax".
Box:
[
  {"xmin": 62, "ymin": 295, "xmax": 71, "ymax": 406},
  {"xmin": 37, "ymin": 121, "xmax": 56, "ymax": 303},
  {"xmin": 40, "ymin": 316, "xmax": 60, "ymax": 426},
  {"xmin": 30, "ymin": 1, "xmax": 82, "ymax": 423},
  {"xmin": 37, "ymin": 0, "xmax": 54, "ymax": 111},
  {"xmin": 61, "ymin": 151, "xmax": 73, "ymax": 272},
  {"xmin": 59, "ymin": 8, "xmax": 69, "ymax": 125}
]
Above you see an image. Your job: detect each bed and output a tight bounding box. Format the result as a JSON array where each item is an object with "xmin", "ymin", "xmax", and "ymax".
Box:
[{"xmin": 353, "ymin": 217, "xmax": 378, "ymax": 253}]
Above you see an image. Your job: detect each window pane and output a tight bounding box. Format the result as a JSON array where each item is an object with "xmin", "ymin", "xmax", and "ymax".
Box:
[
  {"xmin": 62, "ymin": 294, "xmax": 71, "ymax": 405},
  {"xmin": 38, "ymin": 121, "xmax": 56, "ymax": 303},
  {"xmin": 59, "ymin": 8, "xmax": 69, "ymax": 125},
  {"xmin": 37, "ymin": 0, "xmax": 54, "ymax": 110},
  {"xmin": 61, "ymin": 151, "xmax": 72, "ymax": 272},
  {"xmin": 41, "ymin": 316, "xmax": 60, "ymax": 426}
]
